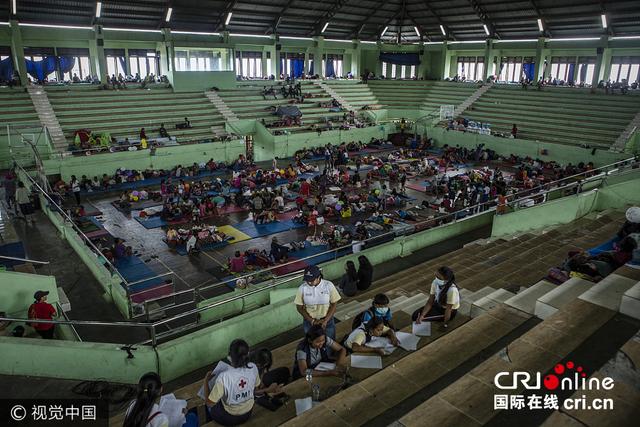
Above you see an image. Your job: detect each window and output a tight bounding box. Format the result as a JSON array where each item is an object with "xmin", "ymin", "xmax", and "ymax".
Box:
[
  {"xmin": 575, "ymin": 57, "xmax": 596, "ymax": 85},
  {"xmin": 173, "ymin": 48, "xmax": 233, "ymax": 72},
  {"xmin": 498, "ymin": 57, "xmax": 532, "ymax": 82},
  {"xmin": 24, "ymin": 47, "xmax": 58, "ymax": 81},
  {"xmin": 56, "ymin": 48, "xmax": 91, "ymax": 81},
  {"xmin": 129, "ymin": 50, "xmax": 159, "ymax": 78},
  {"xmin": 391, "ymin": 64, "xmax": 396, "ymax": 78},
  {"xmin": 610, "ymin": 56, "xmax": 640, "ymax": 82},
  {"xmin": 382, "ymin": 62, "xmax": 387, "ymax": 77},
  {"xmin": 324, "ymin": 54, "xmax": 343, "ymax": 77},
  {"xmin": 105, "ymin": 49, "xmax": 126, "ymax": 77},
  {"xmin": 410, "ymin": 65, "xmax": 416, "ymax": 78},
  {"xmin": 456, "ymin": 56, "xmax": 485, "ymax": 81},
  {"xmin": 549, "ymin": 56, "xmax": 577, "ymax": 82},
  {"xmin": 400, "ymin": 65, "xmax": 406, "ymax": 79}
]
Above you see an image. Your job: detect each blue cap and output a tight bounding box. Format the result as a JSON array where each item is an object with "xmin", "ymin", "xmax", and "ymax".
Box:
[{"xmin": 303, "ymin": 265, "xmax": 322, "ymax": 282}]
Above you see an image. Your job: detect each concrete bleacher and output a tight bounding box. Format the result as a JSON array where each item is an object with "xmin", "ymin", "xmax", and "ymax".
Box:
[
  {"xmin": 367, "ymin": 80, "xmax": 478, "ymax": 112},
  {"xmin": 463, "ymin": 84, "xmax": 640, "ymax": 149},
  {"xmin": 323, "ymin": 80, "xmax": 382, "ymax": 110},
  {"xmin": 0, "ymin": 88, "xmax": 45, "ymax": 165},
  {"xmin": 217, "ymin": 81, "xmax": 342, "ymax": 134},
  {"xmin": 44, "ymin": 84, "xmax": 226, "ymax": 146},
  {"xmin": 107, "ymin": 209, "xmax": 634, "ymax": 427}
]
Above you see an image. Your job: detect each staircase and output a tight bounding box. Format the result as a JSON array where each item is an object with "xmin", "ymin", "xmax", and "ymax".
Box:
[
  {"xmin": 610, "ymin": 110, "xmax": 640, "ymax": 153},
  {"xmin": 26, "ymin": 86, "xmax": 67, "ymax": 152},
  {"xmin": 451, "ymin": 82, "xmax": 493, "ymax": 117},
  {"xmin": 314, "ymin": 81, "xmax": 355, "ymax": 112},
  {"xmin": 204, "ymin": 90, "xmax": 239, "ymax": 123}
]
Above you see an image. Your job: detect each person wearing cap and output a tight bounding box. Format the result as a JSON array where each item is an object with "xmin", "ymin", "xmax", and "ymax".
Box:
[
  {"xmin": 27, "ymin": 291, "xmax": 57, "ymax": 339},
  {"xmin": 618, "ymin": 206, "xmax": 640, "ymax": 239},
  {"xmin": 294, "ymin": 265, "xmax": 341, "ymax": 340}
]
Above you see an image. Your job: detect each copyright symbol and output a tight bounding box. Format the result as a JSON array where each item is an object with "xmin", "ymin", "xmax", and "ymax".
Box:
[{"xmin": 10, "ymin": 405, "xmax": 26, "ymax": 421}]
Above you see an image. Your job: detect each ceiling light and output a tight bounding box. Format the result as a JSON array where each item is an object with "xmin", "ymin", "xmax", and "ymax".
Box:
[
  {"xmin": 165, "ymin": 7, "xmax": 172, "ymax": 22},
  {"xmin": 537, "ymin": 18, "xmax": 544, "ymax": 32},
  {"xmin": 225, "ymin": 12, "xmax": 233, "ymax": 26},
  {"xmin": 321, "ymin": 22, "xmax": 329, "ymax": 33},
  {"xmin": 414, "ymin": 26, "xmax": 420, "ymax": 37},
  {"xmin": 440, "ymin": 25, "xmax": 446, "ymax": 36},
  {"xmin": 601, "ymin": 14, "xmax": 607, "ymax": 29},
  {"xmin": 11, "ymin": 0, "xmax": 16, "ymax": 15},
  {"xmin": 96, "ymin": 2, "xmax": 102, "ymax": 18},
  {"xmin": 381, "ymin": 26, "xmax": 388, "ymax": 37},
  {"xmin": 483, "ymin": 24, "xmax": 490, "ymax": 36}
]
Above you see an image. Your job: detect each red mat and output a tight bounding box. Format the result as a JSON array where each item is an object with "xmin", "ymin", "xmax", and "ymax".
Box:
[
  {"xmin": 218, "ymin": 204, "xmax": 248, "ymax": 215},
  {"xmin": 130, "ymin": 283, "xmax": 174, "ymax": 304},
  {"xmin": 406, "ymin": 182, "xmax": 427, "ymax": 192},
  {"xmin": 273, "ymin": 257, "xmax": 309, "ymax": 276}
]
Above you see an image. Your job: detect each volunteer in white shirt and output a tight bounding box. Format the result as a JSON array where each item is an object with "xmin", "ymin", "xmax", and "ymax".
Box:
[
  {"xmin": 413, "ymin": 266, "xmax": 460, "ymax": 329},
  {"xmin": 124, "ymin": 372, "xmax": 170, "ymax": 427},
  {"xmin": 294, "ymin": 265, "xmax": 341, "ymax": 340},
  {"xmin": 204, "ymin": 339, "xmax": 281, "ymax": 426},
  {"xmin": 344, "ymin": 317, "xmax": 399, "ymax": 354}
]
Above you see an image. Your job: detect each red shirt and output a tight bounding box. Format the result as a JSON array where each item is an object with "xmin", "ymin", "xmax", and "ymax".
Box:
[{"xmin": 29, "ymin": 301, "xmax": 56, "ymax": 330}]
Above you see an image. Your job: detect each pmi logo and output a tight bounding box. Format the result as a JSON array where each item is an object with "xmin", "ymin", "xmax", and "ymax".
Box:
[{"xmin": 494, "ymin": 361, "xmax": 614, "ymax": 392}]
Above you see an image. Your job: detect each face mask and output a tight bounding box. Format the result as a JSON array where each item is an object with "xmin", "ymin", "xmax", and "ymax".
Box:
[
  {"xmin": 375, "ymin": 307, "xmax": 389, "ymax": 316},
  {"xmin": 433, "ymin": 277, "xmax": 445, "ymax": 287}
]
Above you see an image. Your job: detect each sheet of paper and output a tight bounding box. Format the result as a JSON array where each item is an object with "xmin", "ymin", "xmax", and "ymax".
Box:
[
  {"xmin": 295, "ymin": 397, "xmax": 313, "ymax": 416},
  {"xmin": 315, "ymin": 362, "xmax": 336, "ymax": 371},
  {"xmin": 412, "ymin": 321, "xmax": 432, "ymax": 337},
  {"xmin": 159, "ymin": 394, "xmax": 187, "ymax": 427},
  {"xmin": 197, "ymin": 360, "xmax": 232, "ymax": 400},
  {"xmin": 351, "ymin": 354, "xmax": 383, "ymax": 369},
  {"xmin": 396, "ymin": 331, "xmax": 420, "ymax": 351},
  {"xmin": 366, "ymin": 336, "xmax": 397, "ymax": 354}
]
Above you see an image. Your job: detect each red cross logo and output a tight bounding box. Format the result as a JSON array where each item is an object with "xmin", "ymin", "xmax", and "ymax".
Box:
[{"xmin": 238, "ymin": 379, "xmax": 247, "ymax": 388}]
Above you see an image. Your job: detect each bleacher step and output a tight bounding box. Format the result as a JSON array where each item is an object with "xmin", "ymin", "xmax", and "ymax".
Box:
[
  {"xmin": 578, "ymin": 273, "xmax": 638, "ymax": 312},
  {"xmin": 471, "ymin": 288, "xmax": 516, "ymax": 317},
  {"xmin": 535, "ymin": 277, "xmax": 595, "ymax": 319},
  {"xmin": 620, "ymin": 281, "xmax": 640, "ymax": 320},
  {"xmin": 504, "ymin": 280, "xmax": 556, "ymax": 315},
  {"xmin": 458, "ymin": 286, "xmax": 495, "ymax": 317},
  {"xmin": 396, "ymin": 294, "xmax": 427, "ymax": 315}
]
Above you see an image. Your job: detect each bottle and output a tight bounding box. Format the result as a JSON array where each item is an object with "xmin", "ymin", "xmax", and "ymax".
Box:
[{"xmin": 305, "ymin": 369, "xmax": 313, "ymax": 383}]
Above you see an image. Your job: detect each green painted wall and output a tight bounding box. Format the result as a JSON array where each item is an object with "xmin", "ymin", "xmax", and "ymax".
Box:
[
  {"xmin": 42, "ymin": 140, "xmax": 245, "ymax": 181},
  {"xmin": 0, "ymin": 270, "xmax": 58, "ymax": 317},
  {"xmin": 171, "ymin": 71, "xmax": 237, "ymax": 91},
  {"xmin": 491, "ymin": 171, "xmax": 640, "ymax": 237},
  {"xmin": 427, "ymin": 127, "xmax": 631, "ymax": 167}
]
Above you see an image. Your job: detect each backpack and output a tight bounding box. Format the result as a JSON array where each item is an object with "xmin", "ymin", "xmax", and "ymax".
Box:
[{"xmin": 351, "ymin": 308, "xmax": 374, "ymax": 331}]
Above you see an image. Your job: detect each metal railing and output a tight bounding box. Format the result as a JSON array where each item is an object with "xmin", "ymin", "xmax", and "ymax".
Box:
[{"xmin": 2, "ymin": 155, "xmax": 636, "ymax": 346}]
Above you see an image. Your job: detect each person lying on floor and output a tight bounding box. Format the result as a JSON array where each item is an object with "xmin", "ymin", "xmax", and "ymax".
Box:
[
  {"xmin": 292, "ymin": 324, "xmax": 348, "ymax": 380},
  {"xmin": 343, "ymin": 316, "xmax": 399, "ymax": 354}
]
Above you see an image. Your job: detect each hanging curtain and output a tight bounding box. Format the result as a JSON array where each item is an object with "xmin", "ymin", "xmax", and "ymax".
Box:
[
  {"xmin": 25, "ymin": 56, "xmax": 57, "ymax": 81},
  {"xmin": 579, "ymin": 64, "xmax": 588, "ymax": 83},
  {"xmin": 118, "ymin": 57, "xmax": 127, "ymax": 75},
  {"xmin": 522, "ymin": 63, "xmax": 535, "ymax": 81},
  {"xmin": 57, "ymin": 56, "xmax": 76, "ymax": 74},
  {"xmin": 292, "ymin": 59, "xmax": 304, "ymax": 78},
  {"xmin": 0, "ymin": 57, "xmax": 14, "ymax": 81},
  {"xmin": 326, "ymin": 58, "xmax": 335, "ymax": 77},
  {"xmin": 279, "ymin": 58, "xmax": 285, "ymax": 76},
  {"xmin": 567, "ymin": 63, "xmax": 576, "ymax": 84},
  {"xmin": 498, "ymin": 62, "xmax": 505, "ymax": 79},
  {"xmin": 379, "ymin": 52, "xmax": 420, "ymax": 66}
]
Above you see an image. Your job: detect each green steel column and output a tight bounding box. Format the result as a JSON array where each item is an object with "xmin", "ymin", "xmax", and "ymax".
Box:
[
  {"xmin": 160, "ymin": 28, "xmax": 175, "ymax": 81},
  {"xmin": 533, "ymin": 37, "xmax": 545, "ymax": 81},
  {"xmin": 313, "ymin": 36, "xmax": 324, "ymax": 77},
  {"xmin": 592, "ymin": 36, "xmax": 608, "ymax": 86},
  {"xmin": 599, "ymin": 37, "xmax": 612, "ymax": 83},
  {"xmin": 9, "ymin": 20, "xmax": 27, "ymax": 85},
  {"xmin": 375, "ymin": 41, "xmax": 383, "ymax": 77},
  {"xmin": 92, "ymin": 25, "xmax": 107, "ymax": 80},
  {"xmin": 262, "ymin": 49, "xmax": 268, "ymax": 77},
  {"xmin": 482, "ymin": 39, "xmax": 493, "ymax": 81},
  {"xmin": 417, "ymin": 42, "xmax": 427, "ymax": 79},
  {"xmin": 441, "ymin": 42, "xmax": 450, "ymax": 78},
  {"xmin": 351, "ymin": 40, "xmax": 361, "ymax": 77}
]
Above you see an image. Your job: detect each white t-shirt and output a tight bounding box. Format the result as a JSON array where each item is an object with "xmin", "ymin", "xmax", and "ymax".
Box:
[
  {"xmin": 429, "ymin": 281, "xmax": 461, "ymax": 310},
  {"xmin": 294, "ymin": 279, "xmax": 341, "ymax": 320},
  {"xmin": 125, "ymin": 403, "xmax": 169, "ymax": 427}
]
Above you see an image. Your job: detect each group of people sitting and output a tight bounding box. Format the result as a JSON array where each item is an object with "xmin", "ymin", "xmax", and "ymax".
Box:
[{"xmin": 166, "ymin": 225, "xmax": 230, "ymax": 254}]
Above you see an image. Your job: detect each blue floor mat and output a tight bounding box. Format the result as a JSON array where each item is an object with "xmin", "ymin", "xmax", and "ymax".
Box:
[
  {"xmin": 587, "ymin": 237, "xmax": 619, "ymax": 256},
  {"xmin": 175, "ymin": 240, "xmax": 230, "ymax": 256},
  {"xmin": 0, "ymin": 241, "xmax": 26, "ymax": 268},
  {"xmin": 134, "ymin": 216, "xmax": 166, "ymax": 229},
  {"xmin": 115, "ymin": 256, "xmax": 165, "ymax": 292},
  {"xmin": 233, "ymin": 219, "xmax": 306, "ymax": 238}
]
